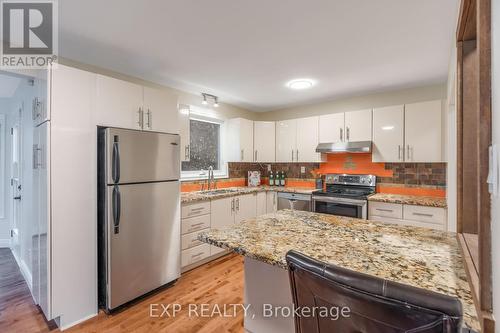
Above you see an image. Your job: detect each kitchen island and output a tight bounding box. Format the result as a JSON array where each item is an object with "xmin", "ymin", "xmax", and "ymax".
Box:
[{"xmin": 199, "ymin": 209, "xmax": 479, "ymax": 332}]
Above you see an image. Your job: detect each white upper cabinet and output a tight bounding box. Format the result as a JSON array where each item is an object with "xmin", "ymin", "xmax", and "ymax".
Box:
[
  {"xmin": 96, "ymin": 75, "xmax": 143, "ymax": 130},
  {"xmin": 344, "ymin": 109, "xmax": 372, "ymax": 142},
  {"xmin": 404, "ymin": 100, "xmax": 442, "ymax": 162},
  {"xmin": 296, "ymin": 116, "xmax": 320, "ymax": 162},
  {"xmin": 319, "ymin": 113, "xmax": 344, "ymax": 143},
  {"xmin": 372, "ymin": 105, "xmax": 404, "ymax": 162},
  {"xmin": 227, "ymin": 118, "xmax": 254, "ymax": 162},
  {"xmin": 254, "ymin": 121, "xmax": 276, "ymax": 162},
  {"xmin": 143, "ymin": 87, "xmax": 178, "ymax": 133},
  {"xmin": 179, "ymin": 104, "xmax": 190, "ymax": 162},
  {"xmin": 276, "ymin": 119, "xmax": 297, "ymax": 162}
]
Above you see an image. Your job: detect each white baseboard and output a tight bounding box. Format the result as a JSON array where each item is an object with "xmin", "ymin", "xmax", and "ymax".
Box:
[
  {"xmin": 59, "ymin": 312, "xmax": 98, "ymax": 331},
  {"xmin": 11, "ymin": 250, "xmax": 33, "ymax": 293},
  {"xmin": 0, "ymin": 239, "xmax": 10, "ymax": 248}
]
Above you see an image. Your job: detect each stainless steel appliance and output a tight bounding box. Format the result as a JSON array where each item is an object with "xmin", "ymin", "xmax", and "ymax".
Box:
[
  {"xmin": 277, "ymin": 192, "xmax": 311, "ymax": 211},
  {"xmin": 312, "ymin": 174, "xmax": 376, "ymax": 219},
  {"xmin": 98, "ymin": 127, "xmax": 181, "ymax": 312},
  {"xmin": 316, "ymin": 141, "xmax": 372, "ymax": 154}
]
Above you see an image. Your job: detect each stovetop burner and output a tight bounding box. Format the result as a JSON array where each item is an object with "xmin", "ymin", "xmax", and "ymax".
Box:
[{"xmin": 313, "ymin": 174, "xmax": 377, "ymax": 200}]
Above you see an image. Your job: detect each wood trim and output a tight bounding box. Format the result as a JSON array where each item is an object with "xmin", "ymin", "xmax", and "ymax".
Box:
[
  {"xmin": 477, "ymin": 0, "xmax": 492, "ymax": 312},
  {"xmin": 456, "ymin": 41, "xmax": 464, "ymax": 233},
  {"xmin": 458, "ymin": 234, "xmax": 480, "ymax": 308},
  {"xmin": 457, "ymin": 0, "xmax": 477, "ymax": 41}
]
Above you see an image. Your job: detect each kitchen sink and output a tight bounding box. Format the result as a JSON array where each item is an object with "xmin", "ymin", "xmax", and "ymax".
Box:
[{"xmin": 199, "ymin": 188, "xmax": 240, "ymax": 195}]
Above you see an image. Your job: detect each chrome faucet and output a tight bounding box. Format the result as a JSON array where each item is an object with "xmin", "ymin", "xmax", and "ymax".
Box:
[{"xmin": 207, "ymin": 166, "xmax": 215, "ymax": 190}]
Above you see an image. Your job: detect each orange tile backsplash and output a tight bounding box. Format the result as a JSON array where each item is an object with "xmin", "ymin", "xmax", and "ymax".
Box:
[
  {"xmin": 376, "ymin": 185, "xmax": 446, "ymax": 198},
  {"xmin": 183, "ymin": 154, "xmax": 446, "ymax": 198},
  {"xmin": 314, "ymin": 153, "xmax": 393, "ymax": 177}
]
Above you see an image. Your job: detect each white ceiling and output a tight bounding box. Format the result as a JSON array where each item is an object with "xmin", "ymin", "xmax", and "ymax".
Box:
[
  {"xmin": 59, "ymin": 0, "xmax": 458, "ymax": 111},
  {"xmin": 0, "ymin": 74, "xmax": 21, "ymax": 98}
]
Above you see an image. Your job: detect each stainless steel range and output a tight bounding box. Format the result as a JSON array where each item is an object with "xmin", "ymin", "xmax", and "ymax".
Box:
[{"xmin": 312, "ymin": 174, "xmax": 376, "ymax": 219}]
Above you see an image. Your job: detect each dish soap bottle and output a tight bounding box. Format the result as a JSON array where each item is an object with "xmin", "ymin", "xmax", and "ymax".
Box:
[{"xmin": 269, "ymin": 171, "xmax": 274, "ymax": 186}]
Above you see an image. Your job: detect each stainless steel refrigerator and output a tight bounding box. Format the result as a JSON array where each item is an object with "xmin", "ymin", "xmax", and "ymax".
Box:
[{"xmin": 98, "ymin": 127, "xmax": 181, "ymax": 312}]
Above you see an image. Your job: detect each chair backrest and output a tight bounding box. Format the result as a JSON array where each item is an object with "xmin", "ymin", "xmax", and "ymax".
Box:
[{"xmin": 286, "ymin": 250, "xmax": 463, "ymax": 333}]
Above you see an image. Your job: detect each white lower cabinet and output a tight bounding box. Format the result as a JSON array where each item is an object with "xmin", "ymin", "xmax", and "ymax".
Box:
[
  {"xmin": 181, "ymin": 193, "xmax": 260, "ymax": 270},
  {"xmin": 266, "ymin": 191, "xmax": 277, "ymax": 213},
  {"xmin": 256, "ymin": 192, "xmax": 267, "ymax": 216},
  {"xmin": 235, "ymin": 193, "xmax": 258, "ymax": 224},
  {"xmin": 368, "ymin": 201, "xmax": 447, "ymax": 231},
  {"xmin": 181, "ymin": 244, "xmax": 211, "ymax": 267}
]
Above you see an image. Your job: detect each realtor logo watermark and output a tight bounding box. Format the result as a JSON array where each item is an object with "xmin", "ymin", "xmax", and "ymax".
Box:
[{"xmin": 1, "ymin": 0, "xmax": 57, "ymax": 68}]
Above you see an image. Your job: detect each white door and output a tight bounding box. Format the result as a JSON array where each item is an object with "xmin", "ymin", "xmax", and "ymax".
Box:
[
  {"xmin": 210, "ymin": 197, "xmax": 235, "ymax": 255},
  {"xmin": 95, "ymin": 75, "xmax": 143, "ymax": 130},
  {"xmin": 256, "ymin": 191, "xmax": 267, "ymax": 216},
  {"xmin": 405, "ymin": 100, "xmax": 442, "ymax": 162},
  {"xmin": 344, "ymin": 109, "xmax": 372, "ymax": 142},
  {"xmin": 179, "ymin": 105, "xmax": 190, "ymax": 162},
  {"xmin": 319, "ymin": 113, "xmax": 344, "ymax": 143},
  {"xmin": 235, "ymin": 194, "xmax": 257, "ymax": 224},
  {"xmin": 372, "ymin": 105, "xmax": 404, "ymax": 162},
  {"xmin": 143, "ymin": 87, "xmax": 178, "ymax": 133},
  {"xmin": 276, "ymin": 119, "xmax": 297, "ymax": 162},
  {"xmin": 266, "ymin": 191, "xmax": 277, "ymax": 213},
  {"xmin": 254, "ymin": 121, "xmax": 275, "ymax": 162},
  {"xmin": 296, "ymin": 116, "xmax": 320, "ymax": 162},
  {"xmin": 10, "ymin": 109, "xmax": 22, "ymax": 261}
]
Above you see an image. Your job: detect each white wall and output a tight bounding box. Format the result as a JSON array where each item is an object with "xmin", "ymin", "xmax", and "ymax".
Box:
[
  {"xmin": 491, "ymin": 0, "xmax": 500, "ymax": 328},
  {"xmin": 0, "ymin": 98, "xmax": 13, "ymax": 246}
]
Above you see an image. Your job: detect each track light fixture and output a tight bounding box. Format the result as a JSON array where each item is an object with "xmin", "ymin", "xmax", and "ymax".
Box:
[{"xmin": 201, "ymin": 93, "xmax": 219, "ymax": 108}]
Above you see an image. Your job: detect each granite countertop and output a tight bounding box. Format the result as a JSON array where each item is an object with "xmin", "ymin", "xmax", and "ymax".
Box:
[
  {"xmin": 199, "ymin": 210, "xmax": 478, "ymax": 330},
  {"xmin": 181, "ymin": 186, "xmax": 316, "ymax": 204},
  {"xmin": 368, "ymin": 193, "xmax": 447, "ymax": 208}
]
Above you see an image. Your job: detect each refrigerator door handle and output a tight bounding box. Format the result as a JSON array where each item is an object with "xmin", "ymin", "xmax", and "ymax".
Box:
[
  {"xmin": 112, "ymin": 185, "xmax": 121, "ymax": 234},
  {"xmin": 112, "ymin": 139, "xmax": 120, "ymax": 183}
]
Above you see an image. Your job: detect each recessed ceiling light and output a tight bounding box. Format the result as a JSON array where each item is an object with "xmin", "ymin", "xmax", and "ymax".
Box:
[{"xmin": 286, "ymin": 79, "xmax": 315, "ymax": 90}]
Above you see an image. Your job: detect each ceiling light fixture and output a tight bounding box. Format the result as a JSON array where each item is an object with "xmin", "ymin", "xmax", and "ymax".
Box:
[
  {"xmin": 202, "ymin": 94, "xmax": 208, "ymax": 105},
  {"xmin": 201, "ymin": 93, "xmax": 219, "ymax": 107},
  {"xmin": 286, "ymin": 78, "xmax": 315, "ymax": 90}
]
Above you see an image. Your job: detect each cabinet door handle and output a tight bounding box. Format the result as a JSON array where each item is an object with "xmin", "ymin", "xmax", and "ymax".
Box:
[
  {"xmin": 340, "ymin": 128, "xmax": 343, "ymax": 141},
  {"xmin": 398, "ymin": 145, "xmax": 402, "ymax": 160},
  {"xmin": 241, "ymin": 149, "xmax": 244, "ymax": 161},
  {"xmin": 407, "ymin": 145, "xmax": 411, "ymax": 161},
  {"xmin": 231, "ymin": 198, "xmax": 235, "ymax": 212},
  {"xmin": 236, "ymin": 198, "xmax": 240, "ymax": 211},
  {"xmin": 255, "ymin": 150, "xmax": 258, "ymax": 162},
  {"xmin": 346, "ymin": 127, "xmax": 350, "ymax": 141},
  {"xmin": 376, "ymin": 208, "xmax": 393, "ymax": 212},
  {"xmin": 412, "ymin": 212, "xmax": 433, "ymax": 217},
  {"xmin": 291, "ymin": 150, "xmax": 294, "ymax": 162},
  {"xmin": 146, "ymin": 109, "xmax": 152, "ymax": 129},
  {"xmin": 137, "ymin": 108, "xmax": 144, "ymax": 129}
]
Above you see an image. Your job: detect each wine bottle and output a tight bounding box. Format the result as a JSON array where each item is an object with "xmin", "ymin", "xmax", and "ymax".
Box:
[{"xmin": 269, "ymin": 171, "xmax": 274, "ymax": 186}]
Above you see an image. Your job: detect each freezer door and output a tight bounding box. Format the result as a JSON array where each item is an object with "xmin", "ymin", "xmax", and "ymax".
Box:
[
  {"xmin": 106, "ymin": 181, "xmax": 180, "ymax": 310},
  {"xmin": 106, "ymin": 128, "xmax": 180, "ymax": 184}
]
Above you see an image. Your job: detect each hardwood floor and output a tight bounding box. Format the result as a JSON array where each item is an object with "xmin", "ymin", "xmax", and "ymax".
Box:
[{"xmin": 0, "ymin": 250, "xmax": 245, "ymax": 333}]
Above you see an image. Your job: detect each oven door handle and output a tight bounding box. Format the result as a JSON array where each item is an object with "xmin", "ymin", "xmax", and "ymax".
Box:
[{"xmin": 312, "ymin": 196, "xmax": 367, "ymax": 206}]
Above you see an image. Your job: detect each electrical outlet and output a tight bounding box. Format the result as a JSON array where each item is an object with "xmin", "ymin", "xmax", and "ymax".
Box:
[{"xmin": 300, "ymin": 166, "xmax": 306, "ymax": 174}]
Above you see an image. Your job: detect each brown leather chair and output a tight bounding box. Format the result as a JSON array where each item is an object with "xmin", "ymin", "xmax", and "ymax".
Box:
[{"xmin": 286, "ymin": 250, "xmax": 467, "ymax": 333}]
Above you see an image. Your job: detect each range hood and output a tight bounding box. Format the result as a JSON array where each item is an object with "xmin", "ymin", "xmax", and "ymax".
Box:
[{"xmin": 315, "ymin": 141, "xmax": 372, "ymax": 154}]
